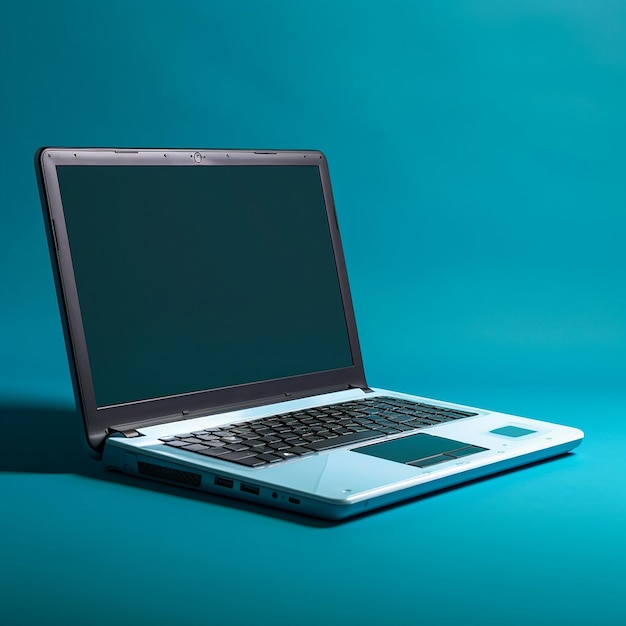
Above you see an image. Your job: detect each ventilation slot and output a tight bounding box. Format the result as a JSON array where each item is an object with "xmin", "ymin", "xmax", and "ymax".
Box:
[{"xmin": 138, "ymin": 461, "xmax": 201, "ymax": 487}]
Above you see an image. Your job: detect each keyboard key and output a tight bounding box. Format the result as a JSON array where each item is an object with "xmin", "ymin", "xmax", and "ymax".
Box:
[
  {"xmin": 220, "ymin": 450, "xmax": 259, "ymax": 462},
  {"xmin": 267, "ymin": 441, "xmax": 291, "ymax": 451},
  {"xmin": 257, "ymin": 453, "xmax": 284, "ymax": 463},
  {"xmin": 225, "ymin": 443, "xmax": 251, "ymax": 452},
  {"xmin": 233, "ymin": 456, "xmax": 267, "ymax": 467},
  {"xmin": 285, "ymin": 446, "xmax": 314, "ymax": 456},
  {"xmin": 164, "ymin": 440, "xmax": 193, "ymax": 448},
  {"xmin": 307, "ymin": 430, "xmax": 385, "ymax": 451},
  {"xmin": 196, "ymin": 434, "xmax": 219, "ymax": 441},
  {"xmin": 184, "ymin": 443, "xmax": 210, "ymax": 452},
  {"xmin": 196, "ymin": 447, "xmax": 231, "ymax": 457}
]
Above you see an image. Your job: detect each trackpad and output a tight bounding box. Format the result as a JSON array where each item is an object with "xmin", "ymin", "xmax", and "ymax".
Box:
[{"xmin": 353, "ymin": 433, "xmax": 487, "ymax": 468}]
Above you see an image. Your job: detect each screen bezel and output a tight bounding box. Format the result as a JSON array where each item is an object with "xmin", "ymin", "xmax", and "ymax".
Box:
[{"xmin": 36, "ymin": 148, "xmax": 368, "ymax": 451}]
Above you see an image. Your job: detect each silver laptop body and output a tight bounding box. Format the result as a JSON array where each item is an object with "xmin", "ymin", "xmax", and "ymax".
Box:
[{"xmin": 36, "ymin": 147, "xmax": 583, "ymax": 520}]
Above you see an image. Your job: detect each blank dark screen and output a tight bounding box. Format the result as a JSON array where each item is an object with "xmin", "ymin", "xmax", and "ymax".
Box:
[{"xmin": 56, "ymin": 164, "xmax": 353, "ymax": 407}]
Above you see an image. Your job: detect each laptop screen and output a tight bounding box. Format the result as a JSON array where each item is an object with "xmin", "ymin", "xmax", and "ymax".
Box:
[{"xmin": 56, "ymin": 164, "xmax": 353, "ymax": 408}]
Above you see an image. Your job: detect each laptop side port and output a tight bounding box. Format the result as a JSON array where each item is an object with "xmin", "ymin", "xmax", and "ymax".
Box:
[
  {"xmin": 240, "ymin": 483, "xmax": 260, "ymax": 496},
  {"xmin": 214, "ymin": 476, "xmax": 234, "ymax": 489},
  {"xmin": 137, "ymin": 461, "xmax": 202, "ymax": 487},
  {"xmin": 288, "ymin": 496, "xmax": 300, "ymax": 505}
]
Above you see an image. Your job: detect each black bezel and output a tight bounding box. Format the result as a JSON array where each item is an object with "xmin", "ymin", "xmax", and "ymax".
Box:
[{"xmin": 35, "ymin": 147, "xmax": 368, "ymax": 452}]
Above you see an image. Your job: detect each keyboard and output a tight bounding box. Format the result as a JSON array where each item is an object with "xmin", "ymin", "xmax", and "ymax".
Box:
[{"xmin": 159, "ymin": 396, "xmax": 479, "ymax": 467}]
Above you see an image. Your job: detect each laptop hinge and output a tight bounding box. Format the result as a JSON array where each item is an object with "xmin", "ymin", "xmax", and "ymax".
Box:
[
  {"xmin": 350, "ymin": 384, "xmax": 374, "ymax": 393},
  {"xmin": 107, "ymin": 426, "xmax": 142, "ymax": 438}
]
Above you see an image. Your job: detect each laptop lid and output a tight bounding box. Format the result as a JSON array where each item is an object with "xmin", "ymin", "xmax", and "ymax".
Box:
[{"xmin": 36, "ymin": 148, "xmax": 368, "ymax": 452}]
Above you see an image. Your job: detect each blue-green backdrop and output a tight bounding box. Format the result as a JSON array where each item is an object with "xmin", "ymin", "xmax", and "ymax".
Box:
[
  {"xmin": 2, "ymin": 0, "xmax": 625, "ymax": 408},
  {"xmin": 2, "ymin": 4, "xmax": 626, "ymax": 625}
]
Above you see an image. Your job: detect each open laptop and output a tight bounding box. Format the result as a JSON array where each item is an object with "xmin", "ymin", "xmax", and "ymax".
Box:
[{"xmin": 35, "ymin": 147, "xmax": 583, "ymax": 520}]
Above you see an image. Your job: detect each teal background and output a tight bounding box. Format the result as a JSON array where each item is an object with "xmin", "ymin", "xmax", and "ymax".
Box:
[{"xmin": 1, "ymin": 2, "xmax": 625, "ymax": 625}]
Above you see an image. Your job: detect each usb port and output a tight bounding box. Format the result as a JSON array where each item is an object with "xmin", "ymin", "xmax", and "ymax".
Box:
[
  {"xmin": 214, "ymin": 476, "xmax": 233, "ymax": 489},
  {"xmin": 240, "ymin": 483, "xmax": 260, "ymax": 496},
  {"xmin": 288, "ymin": 496, "xmax": 300, "ymax": 505}
]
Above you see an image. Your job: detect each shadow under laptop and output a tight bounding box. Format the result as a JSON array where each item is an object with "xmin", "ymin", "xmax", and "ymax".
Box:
[
  {"xmin": 0, "ymin": 402, "xmax": 577, "ymax": 527},
  {"xmin": 0, "ymin": 402, "xmax": 335, "ymax": 527},
  {"xmin": 0, "ymin": 403, "xmax": 92, "ymax": 474}
]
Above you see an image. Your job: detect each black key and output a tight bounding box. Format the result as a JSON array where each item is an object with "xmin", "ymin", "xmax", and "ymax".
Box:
[
  {"xmin": 283, "ymin": 437, "xmax": 309, "ymax": 446},
  {"xmin": 233, "ymin": 456, "xmax": 267, "ymax": 468},
  {"xmin": 303, "ymin": 434, "xmax": 324, "ymax": 443},
  {"xmin": 273, "ymin": 451, "xmax": 299, "ymax": 460},
  {"xmin": 220, "ymin": 450, "xmax": 258, "ymax": 462},
  {"xmin": 174, "ymin": 433, "xmax": 193, "ymax": 438},
  {"xmin": 257, "ymin": 453, "xmax": 284, "ymax": 464},
  {"xmin": 292, "ymin": 428, "xmax": 312, "ymax": 436},
  {"xmin": 246, "ymin": 439, "xmax": 269, "ymax": 448},
  {"xmin": 204, "ymin": 439, "xmax": 228, "ymax": 448},
  {"xmin": 267, "ymin": 441, "xmax": 291, "ymax": 451},
  {"xmin": 196, "ymin": 433, "xmax": 219, "ymax": 441},
  {"xmin": 164, "ymin": 440, "xmax": 193, "ymax": 448},
  {"xmin": 386, "ymin": 413, "xmax": 415, "ymax": 423},
  {"xmin": 247, "ymin": 446, "xmax": 275, "ymax": 455},
  {"xmin": 379, "ymin": 411, "xmax": 399, "ymax": 419},
  {"xmin": 285, "ymin": 446, "xmax": 314, "ymax": 456},
  {"xmin": 334, "ymin": 428, "xmax": 355, "ymax": 436},
  {"xmin": 185, "ymin": 443, "xmax": 210, "ymax": 452},
  {"xmin": 252, "ymin": 426, "xmax": 272, "ymax": 434},
  {"xmin": 353, "ymin": 417, "xmax": 376, "ymax": 426},
  {"xmin": 237, "ymin": 429, "xmax": 261, "ymax": 439},
  {"xmin": 373, "ymin": 419, "xmax": 400, "ymax": 428},
  {"xmin": 376, "ymin": 426, "xmax": 403, "ymax": 435},
  {"xmin": 196, "ymin": 447, "xmax": 231, "ymax": 457},
  {"xmin": 387, "ymin": 423, "xmax": 414, "ymax": 432},
  {"xmin": 225, "ymin": 443, "xmax": 251, "ymax": 452},
  {"xmin": 401, "ymin": 420, "xmax": 428, "ymax": 430},
  {"xmin": 260, "ymin": 435, "xmax": 281, "ymax": 444},
  {"xmin": 159, "ymin": 436, "xmax": 176, "ymax": 442},
  {"xmin": 221, "ymin": 436, "xmax": 243, "ymax": 443},
  {"xmin": 230, "ymin": 427, "xmax": 255, "ymax": 435},
  {"xmin": 307, "ymin": 430, "xmax": 385, "ymax": 451}
]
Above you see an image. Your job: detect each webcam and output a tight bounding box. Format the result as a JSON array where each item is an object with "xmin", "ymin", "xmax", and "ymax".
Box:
[{"xmin": 193, "ymin": 152, "xmax": 202, "ymax": 163}]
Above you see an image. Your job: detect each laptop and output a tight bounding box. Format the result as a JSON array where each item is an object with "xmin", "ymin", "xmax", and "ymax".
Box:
[{"xmin": 35, "ymin": 147, "xmax": 583, "ymax": 520}]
